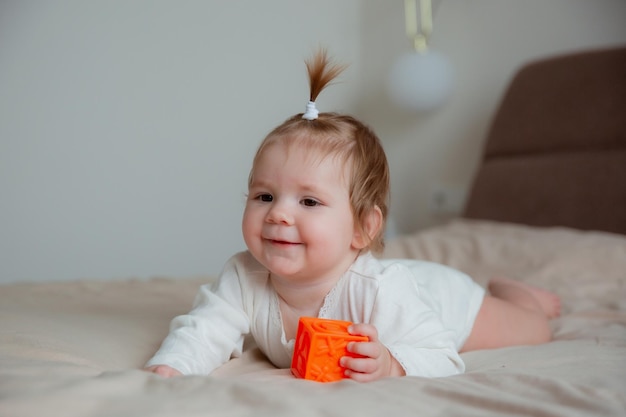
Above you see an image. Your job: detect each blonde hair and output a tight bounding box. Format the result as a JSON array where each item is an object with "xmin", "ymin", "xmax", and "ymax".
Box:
[{"xmin": 248, "ymin": 50, "xmax": 390, "ymax": 252}]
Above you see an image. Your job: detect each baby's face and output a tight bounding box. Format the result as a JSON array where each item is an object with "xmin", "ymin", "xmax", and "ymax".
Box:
[{"xmin": 242, "ymin": 143, "xmax": 361, "ymax": 285}]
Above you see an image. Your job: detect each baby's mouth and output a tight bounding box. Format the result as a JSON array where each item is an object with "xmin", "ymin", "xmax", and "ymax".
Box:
[{"xmin": 266, "ymin": 238, "xmax": 300, "ymax": 246}]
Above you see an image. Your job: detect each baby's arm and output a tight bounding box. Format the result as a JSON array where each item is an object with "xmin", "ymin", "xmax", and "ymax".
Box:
[
  {"xmin": 144, "ymin": 254, "xmax": 252, "ymax": 375},
  {"xmin": 145, "ymin": 364, "xmax": 183, "ymax": 378},
  {"xmin": 144, "ymin": 284, "xmax": 249, "ymax": 375},
  {"xmin": 340, "ymin": 323, "xmax": 405, "ymax": 382}
]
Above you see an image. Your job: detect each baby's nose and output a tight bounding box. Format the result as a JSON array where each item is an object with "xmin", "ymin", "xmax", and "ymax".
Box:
[{"xmin": 266, "ymin": 202, "xmax": 294, "ymax": 225}]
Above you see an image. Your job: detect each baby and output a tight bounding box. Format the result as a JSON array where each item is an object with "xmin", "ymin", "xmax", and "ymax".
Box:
[{"xmin": 145, "ymin": 50, "xmax": 560, "ymax": 381}]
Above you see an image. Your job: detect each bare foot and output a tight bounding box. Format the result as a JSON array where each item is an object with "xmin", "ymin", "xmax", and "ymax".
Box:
[{"xmin": 489, "ymin": 277, "xmax": 561, "ymax": 319}]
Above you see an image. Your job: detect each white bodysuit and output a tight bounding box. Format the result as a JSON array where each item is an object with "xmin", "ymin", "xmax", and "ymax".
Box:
[{"xmin": 146, "ymin": 251, "xmax": 485, "ymax": 378}]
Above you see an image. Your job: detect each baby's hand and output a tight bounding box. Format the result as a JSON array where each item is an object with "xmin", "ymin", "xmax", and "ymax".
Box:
[
  {"xmin": 145, "ymin": 364, "xmax": 183, "ymax": 378},
  {"xmin": 340, "ymin": 323, "xmax": 405, "ymax": 382}
]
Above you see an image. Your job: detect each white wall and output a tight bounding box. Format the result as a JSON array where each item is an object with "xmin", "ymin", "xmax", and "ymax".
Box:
[
  {"xmin": 2, "ymin": 1, "xmax": 626, "ymax": 284},
  {"xmin": 0, "ymin": 0, "xmax": 361, "ymax": 283},
  {"xmin": 359, "ymin": 0, "xmax": 626, "ymax": 233}
]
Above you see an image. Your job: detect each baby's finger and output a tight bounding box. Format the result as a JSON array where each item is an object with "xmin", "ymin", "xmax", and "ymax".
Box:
[
  {"xmin": 347, "ymin": 340, "xmax": 382, "ymax": 359},
  {"xmin": 344, "ymin": 368, "xmax": 377, "ymax": 383},
  {"xmin": 342, "ymin": 356, "xmax": 377, "ymax": 374},
  {"xmin": 348, "ymin": 323, "xmax": 378, "ymax": 341},
  {"xmin": 147, "ymin": 365, "xmax": 182, "ymax": 378}
]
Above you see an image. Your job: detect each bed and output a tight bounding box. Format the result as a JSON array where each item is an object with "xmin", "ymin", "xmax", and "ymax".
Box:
[{"xmin": 2, "ymin": 46, "xmax": 625, "ymax": 417}]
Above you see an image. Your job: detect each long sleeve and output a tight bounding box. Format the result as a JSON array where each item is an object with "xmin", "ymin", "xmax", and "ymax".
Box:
[{"xmin": 145, "ymin": 256, "xmax": 251, "ymax": 375}]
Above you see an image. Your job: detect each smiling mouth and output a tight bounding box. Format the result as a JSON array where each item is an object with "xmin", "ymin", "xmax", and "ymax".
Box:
[{"xmin": 266, "ymin": 238, "xmax": 301, "ymax": 246}]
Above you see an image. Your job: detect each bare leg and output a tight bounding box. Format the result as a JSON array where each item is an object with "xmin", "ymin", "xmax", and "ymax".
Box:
[
  {"xmin": 461, "ymin": 277, "xmax": 561, "ymax": 352},
  {"xmin": 489, "ymin": 277, "xmax": 561, "ymax": 319}
]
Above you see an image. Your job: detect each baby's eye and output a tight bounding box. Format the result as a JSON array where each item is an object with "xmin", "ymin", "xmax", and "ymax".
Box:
[
  {"xmin": 301, "ymin": 198, "xmax": 320, "ymax": 207},
  {"xmin": 256, "ymin": 194, "xmax": 273, "ymax": 202}
]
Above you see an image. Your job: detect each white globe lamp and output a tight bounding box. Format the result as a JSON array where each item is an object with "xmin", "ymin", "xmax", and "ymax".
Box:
[
  {"xmin": 388, "ymin": 49, "xmax": 453, "ymax": 112},
  {"xmin": 387, "ymin": 0, "xmax": 453, "ymax": 112}
]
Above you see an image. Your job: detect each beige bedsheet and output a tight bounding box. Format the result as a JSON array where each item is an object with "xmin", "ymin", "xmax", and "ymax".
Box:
[{"xmin": 1, "ymin": 220, "xmax": 625, "ymax": 416}]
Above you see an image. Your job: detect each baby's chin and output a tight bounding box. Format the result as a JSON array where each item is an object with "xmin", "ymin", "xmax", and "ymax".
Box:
[{"xmin": 255, "ymin": 253, "xmax": 308, "ymax": 280}]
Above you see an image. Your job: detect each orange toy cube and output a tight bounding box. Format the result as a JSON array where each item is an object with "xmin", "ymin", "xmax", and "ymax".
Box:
[{"xmin": 291, "ymin": 317, "xmax": 368, "ymax": 382}]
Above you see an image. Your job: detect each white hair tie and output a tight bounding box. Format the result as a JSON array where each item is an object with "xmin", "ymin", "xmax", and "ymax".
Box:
[{"xmin": 302, "ymin": 101, "xmax": 319, "ymax": 120}]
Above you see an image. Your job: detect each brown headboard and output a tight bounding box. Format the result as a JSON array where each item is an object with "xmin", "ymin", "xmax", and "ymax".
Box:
[{"xmin": 463, "ymin": 46, "xmax": 626, "ymax": 235}]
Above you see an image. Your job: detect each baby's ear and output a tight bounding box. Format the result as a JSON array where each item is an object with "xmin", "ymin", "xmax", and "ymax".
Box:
[{"xmin": 352, "ymin": 206, "xmax": 383, "ymax": 250}]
